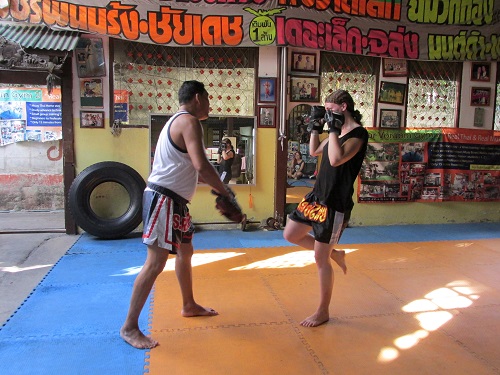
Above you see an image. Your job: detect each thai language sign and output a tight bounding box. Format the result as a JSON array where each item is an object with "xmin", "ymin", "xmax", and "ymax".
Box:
[
  {"xmin": 359, "ymin": 128, "xmax": 500, "ymax": 203},
  {"xmin": 0, "ymin": 86, "xmax": 62, "ymax": 146},
  {"xmin": 1, "ymin": 0, "xmax": 499, "ymax": 61}
]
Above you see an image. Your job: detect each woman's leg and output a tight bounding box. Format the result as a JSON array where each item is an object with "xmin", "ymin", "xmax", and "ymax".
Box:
[
  {"xmin": 283, "ymin": 219, "xmax": 315, "ymax": 249},
  {"xmin": 301, "ymin": 240, "xmax": 334, "ymax": 327}
]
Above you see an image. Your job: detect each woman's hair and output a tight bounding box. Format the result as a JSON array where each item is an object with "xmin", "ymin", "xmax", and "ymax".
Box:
[
  {"xmin": 325, "ymin": 89, "xmax": 363, "ymax": 125},
  {"xmin": 178, "ymin": 80, "xmax": 207, "ymax": 104},
  {"xmin": 222, "ymin": 138, "xmax": 232, "ymax": 146},
  {"xmin": 293, "ymin": 151, "xmax": 303, "ymax": 162}
]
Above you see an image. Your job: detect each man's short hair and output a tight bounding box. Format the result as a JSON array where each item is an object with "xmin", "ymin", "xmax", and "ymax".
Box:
[{"xmin": 178, "ymin": 80, "xmax": 206, "ymax": 104}]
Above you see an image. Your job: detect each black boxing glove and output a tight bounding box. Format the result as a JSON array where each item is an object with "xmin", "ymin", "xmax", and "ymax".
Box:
[
  {"xmin": 306, "ymin": 105, "xmax": 327, "ymax": 133},
  {"xmin": 311, "ymin": 105, "xmax": 326, "ymax": 120},
  {"xmin": 325, "ymin": 110, "xmax": 344, "ymax": 135}
]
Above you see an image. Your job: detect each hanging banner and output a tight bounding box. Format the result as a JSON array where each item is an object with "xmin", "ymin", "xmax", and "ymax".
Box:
[
  {"xmin": 359, "ymin": 128, "xmax": 500, "ymax": 203},
  {"xmin": 0, "ymin": 86, "xmax": 62, "ymax": 146},
  {"xmin": 0, "ymin": 1, "xmax": 499, "ymax": 61}
]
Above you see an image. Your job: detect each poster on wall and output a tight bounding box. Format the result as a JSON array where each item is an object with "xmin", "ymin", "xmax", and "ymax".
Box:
[
  {"xmin": 113, "ymin": 90, "xmax": 129, "ymax": 123},
  {"xmin": 0, "ymin": 86, "xmax": 62, "ymax": 146},
  {"xmin": 358, "ymin": 129, "xmax": 500, "ymax": 203}
]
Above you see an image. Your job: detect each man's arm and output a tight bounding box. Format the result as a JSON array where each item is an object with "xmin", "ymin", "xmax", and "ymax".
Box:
[{"xmin": 180, "ymin": 116, "xmax": 230, "ymax": 196}]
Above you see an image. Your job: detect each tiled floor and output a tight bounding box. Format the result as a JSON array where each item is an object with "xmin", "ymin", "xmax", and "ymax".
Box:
[{"xmin": 1, "ymin": 223, "xmax": 499, "ymax": 375}]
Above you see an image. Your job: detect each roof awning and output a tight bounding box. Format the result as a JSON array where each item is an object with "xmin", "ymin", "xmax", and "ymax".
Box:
[{"xmin": 0, "ymin": 23, "xmax": 80, "ymax": 51}]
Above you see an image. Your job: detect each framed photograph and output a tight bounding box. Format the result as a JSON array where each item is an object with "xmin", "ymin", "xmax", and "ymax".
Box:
[
  {"xmin": 291, "ymin": 51, "xmax": 317, "ymax": 73},
  {"xmin": 75, "ymin": 37, "xmax": 106, "ymax": 78},
  {"xmin": 258, "ymin": 77, "xmax": 277, "ymax": 103},
  {"xmin": 80, "ymin": 110, "xmax": 105, "ymax": 128},
  {"xmin": 80, "ymin": 78, "xmax": 103, "ymax": 107},
  {"xmin": 471, "ymin": 62, "xmax": 491, "ymax": 82},
  {"xmin": 290, "ymin": 76, "xmax": 320, "ymax": 102},
  {"xmin": 378, "ymin": 81, "xmax": 406, "ymax": 105},
  {"xmin": 258, "ymin": 106, "xmax": 276, "ymax": 128},
  {"xmin": 382, "ymin": 58, "xmax": 408, "ymax": 77},
  {"xmin": 379, "ymin": 109, "xmax": 402, "ymax": 128},
  {"xmin": 470, "ymin": 87, "xmax": 491, "ymax": 106}
]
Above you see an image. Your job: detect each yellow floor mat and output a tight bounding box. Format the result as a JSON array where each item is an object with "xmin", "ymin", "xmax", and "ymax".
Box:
[{"xmin": 146, "ymin": 240, "xmax": 500, "ymax": 375}]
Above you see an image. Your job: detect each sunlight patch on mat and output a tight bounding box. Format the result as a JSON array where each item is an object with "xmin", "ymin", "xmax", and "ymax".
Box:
[
  {"xmin": 230, "ymin": 248, "xmax": 359, "ymax": 270},
  {"xmin": 112, "ymin": 266, "xmax": 143, "ymax": 276},
  {"xmin": 163, "ymin": 252, "xmax": 245, "ymax": 271},
  {"xmin": 378, "ymin": 280, "xmax": 481, "ymax": 363},
  {"xmin": 455, "ymin": 242, "xmax": 473, "ymax": 248},
  {"xmin": 230, "ymin": 250, "xmax": 315, "ymax": 270},
  {"xmin": 112, "ymin": 252, "xmax": 245, "ymax": 276}
]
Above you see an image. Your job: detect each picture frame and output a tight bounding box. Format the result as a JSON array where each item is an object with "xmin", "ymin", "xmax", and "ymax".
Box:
[
  {"xmin": 80, "ymin": 78, "xmax": 103, "ymax": 107},
  {"xmin": 378, "ymin": 81, "xmax": 406, "ymax": 105},
  {"xmin": 291, "ymin": 51, "xmax": 317, "ymax": 73},
  {"xmin": 471, "ymin": 62, "xmax": 491, "ymax": 82},
  {"xmin": 75, "ymin": 37, "xmax": 106, "ymax": 78},
  {"xmin": 80, "ymin": 110, "xmax": 105, "ymax": 128},
  {"xmin": 379, "ymin": 109, "xmax": 402, "ymax": 128},
  {"xmin": 258, "ymin": 106, "xmax": 276, "ymax": 128},
  {"xmin": 382, "ymin": 58, "xmax": 408, "ymax": 77},
  {"xmin": 258, "ymin": 77, "xmax": 277, "ymax": 103},
  {"xmin": 470, "ymin": 87, "xmax": 491, "ymax": 106},
  {"xmin": 290, "ymin": 76, "xmax": 320, "ymax": 102}
]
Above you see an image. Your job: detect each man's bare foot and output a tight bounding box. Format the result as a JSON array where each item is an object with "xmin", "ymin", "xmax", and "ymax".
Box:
[
  {"xmin": 181, "ymin": 303, "xmax": 219, "ymax": 317},
  {"xmin": 300, "ymin": 312, "xmax": 330, "ymax": 327},
  {"xmin": 330, "ymin": 249, "xmax": 347, "ymax": 274},
  {"xmin": 120, "ymin": 327, "xmax": 158, "ymax": 349}
]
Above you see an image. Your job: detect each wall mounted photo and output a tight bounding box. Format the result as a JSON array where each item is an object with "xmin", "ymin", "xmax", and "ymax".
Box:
[
  {"xmin": 80, "ymin": 110, "xmax": 105, "ymax": 128},
  {"xmin": 291, "ymin": 51, "xmax": 317, "ymax": 73},
  {"xmin": 258, "ymin": 106, "xmax": 276, "ymax": 128},
  {"xmin": 80, "ymin": 78, "xmax": 103, "ymax": 107},
  {"xmin": 470, "ymin": 87, "xmax": 491, "ymax": 106},
  {"xmin": 378, "ymin": 81, "xmax": 406, "ymax": 105},
  {"xmin": 290, "ymin": 76, "xmax": 320, "ymax": 102},
  {"xmin": 258, "ymin": 77, "xmax": 277, "ymax": 103},
  {"xmin": 470, "ymin": 62, "xmax": 491, "ymax": 82},
  {"xmin": 75, "ymin": 37, "xmax": 106, "ymax": 78},
  {"xmin": 379, "ymin": 109, "xmax": 402, "ymax": 128},
  {"xmin": 382, "ymin": 58, "xmax": 408, "ymax": 77}
]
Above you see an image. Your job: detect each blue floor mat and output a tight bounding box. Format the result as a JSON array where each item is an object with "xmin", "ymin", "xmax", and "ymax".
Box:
[
  {"xmin": 45, "ymin": 251, "xmax": 147, "ymax": 285},
  {"xmin": 0, "ymin": 336, "xmax": 145, "ymax": 375},
  {"xmin": 287, "ymin": 178, "xmax": 315, "ymax": 187},
  {"xmin": 0, "ymin": 282, "xmax": 146, "ymax": 338}
]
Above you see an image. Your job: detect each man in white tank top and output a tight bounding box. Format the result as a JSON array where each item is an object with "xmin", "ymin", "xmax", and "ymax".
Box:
[{"xmin": 121, "ymin": 81, "xmax": 232, "ymax": 349}]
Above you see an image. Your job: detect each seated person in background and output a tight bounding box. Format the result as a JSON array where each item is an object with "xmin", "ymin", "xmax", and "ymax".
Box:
[{"xmin": 287, "ymin": 151, "xmax": 305, "ymax": 179}]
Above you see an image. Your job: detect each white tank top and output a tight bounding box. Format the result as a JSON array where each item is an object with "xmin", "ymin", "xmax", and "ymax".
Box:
[{"xmin": 148, "ymin": 111, "xmax": 198, "ymax": 201}]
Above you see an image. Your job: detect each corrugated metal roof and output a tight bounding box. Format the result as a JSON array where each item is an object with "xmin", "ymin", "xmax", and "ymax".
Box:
[{"xmin": 0, "ymin": 24, "xmax": 80, "ymax": 51}]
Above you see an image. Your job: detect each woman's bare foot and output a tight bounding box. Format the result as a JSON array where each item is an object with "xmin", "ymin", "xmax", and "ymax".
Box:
[
  {"xmin": 182, "ymin": 303, "xmax": 219, "ymax": 317},
  {"xmin": 300, "ymin": 312, "xmax": 330, "ymax": 327},
  {"xmin": 330, "ymin": 250, "xmax": 347, "ymax": 274},
  {"xmin": 120, "ymin": 327, "xmax": 158, "ymax": 349}
]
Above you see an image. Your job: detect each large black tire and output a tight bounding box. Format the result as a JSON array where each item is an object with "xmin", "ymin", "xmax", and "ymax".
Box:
[{"xmin": 68, "ymin": 161, "xmax": 145, "ymax": 239}]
